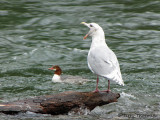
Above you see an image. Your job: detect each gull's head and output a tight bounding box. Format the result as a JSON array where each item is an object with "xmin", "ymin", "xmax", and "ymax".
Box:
[{"xmin": 81, "ymin": 22, "xmax": 104, "ymax": 40}]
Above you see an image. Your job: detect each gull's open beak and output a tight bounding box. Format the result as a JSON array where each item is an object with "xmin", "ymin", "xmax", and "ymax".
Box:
[
  {"xmin": 81, "ymin": 22, "xmax": 90, "ymax": 40},
  {"xmin": 81, "ymin": 22, "xmax": 89, "ymax": 27}
]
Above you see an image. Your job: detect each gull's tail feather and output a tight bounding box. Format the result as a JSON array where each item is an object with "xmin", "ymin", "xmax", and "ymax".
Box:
[{"xmin": 103, "ymin": 70, "xmax": 124, "ymax": 86}]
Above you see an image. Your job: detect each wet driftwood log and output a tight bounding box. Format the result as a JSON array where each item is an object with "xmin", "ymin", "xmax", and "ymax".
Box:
[{"xmin": 0, "ymin": 91, "xmax": 120, "ymax": 115}]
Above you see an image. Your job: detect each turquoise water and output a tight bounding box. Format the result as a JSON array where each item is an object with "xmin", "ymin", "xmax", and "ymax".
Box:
[{"xmin": 0, "ymin": 0, "xmax": 160, "ymax": 119}]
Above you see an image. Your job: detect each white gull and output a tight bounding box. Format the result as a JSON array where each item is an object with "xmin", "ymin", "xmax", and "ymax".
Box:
[{"xmin": 81, "ymin": 22, "xmax": 124, "ymax": 92}]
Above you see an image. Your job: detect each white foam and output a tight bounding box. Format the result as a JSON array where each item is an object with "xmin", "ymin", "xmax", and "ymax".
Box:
[
  {"xmin": 121, "ymin": 92, "xmax": 136, "ymax": 99},
  {"xmin": 91, "ymin": 106, "xmax": 105, "ymax": 115},
  {"xmin": 68, "ymin": 107, "xmax": 91, "ymax": 115},
  {"xmin": 30, "ymin": 48, "xmax": 38, "ymax": 55}
]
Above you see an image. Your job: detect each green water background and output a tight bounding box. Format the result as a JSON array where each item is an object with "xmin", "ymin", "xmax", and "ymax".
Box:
[{"xmin": 0, "ymin": 0, "xmax": 160, "ymax": 119}]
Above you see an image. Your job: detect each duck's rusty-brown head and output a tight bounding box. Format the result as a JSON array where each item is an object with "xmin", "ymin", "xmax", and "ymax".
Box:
[{"xmin": 48, "ymin": 65, "xmax": 62, "ymax": 75}]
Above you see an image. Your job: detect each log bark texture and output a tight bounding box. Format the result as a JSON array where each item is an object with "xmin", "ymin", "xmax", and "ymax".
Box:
[{"xmin": 0, "ymin": 91, "xmax": 120, "ymax": 115}]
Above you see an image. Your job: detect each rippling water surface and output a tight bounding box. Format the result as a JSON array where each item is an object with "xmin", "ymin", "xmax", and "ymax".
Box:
[{"xmin": 0, "ymin": 0, "xmax": 160, "ymax": 119}]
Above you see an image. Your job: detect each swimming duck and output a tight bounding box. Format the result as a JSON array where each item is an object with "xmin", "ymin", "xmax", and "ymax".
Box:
[{"xmin": 48, "ymin": 65, "xmax": 88, "ymax": 84}]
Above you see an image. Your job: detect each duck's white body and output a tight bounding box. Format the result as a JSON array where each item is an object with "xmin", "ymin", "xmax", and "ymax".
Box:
[
  {"xmin": 52, "ymin": 74, "xmax": 88, "ymax": 84},
  {"xmin": 52, "ymin": 74, "xmax": 62, "ymax": 82}
]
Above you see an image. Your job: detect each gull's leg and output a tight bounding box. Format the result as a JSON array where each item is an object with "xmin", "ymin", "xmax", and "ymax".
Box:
[
  {"xmin": 93, "ymin": 75, "xmax": 99, "ymax": 92},
  {"xmin": 101, "ymin": 80, "xmax": 111, "ymax": 92},
  {"xmin": 107, "ymin": 80, "xmax": 111, "ymax": 92}
]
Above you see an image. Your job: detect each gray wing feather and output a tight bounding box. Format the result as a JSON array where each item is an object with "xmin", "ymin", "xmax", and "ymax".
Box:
[{"xmin": 88, "ymin": 46, "xmax": 124, "ymax": 85}]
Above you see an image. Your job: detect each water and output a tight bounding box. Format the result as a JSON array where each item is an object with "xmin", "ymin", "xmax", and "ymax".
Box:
[{"xmin": 0, "ymin": 0, "xmax": 160, "ymax": 119}]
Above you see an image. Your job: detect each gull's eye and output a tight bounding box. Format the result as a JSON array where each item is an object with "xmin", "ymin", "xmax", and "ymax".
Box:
[{"xmin": 90, "ymin": 24, "xmax": 93, "ymax": 27}]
